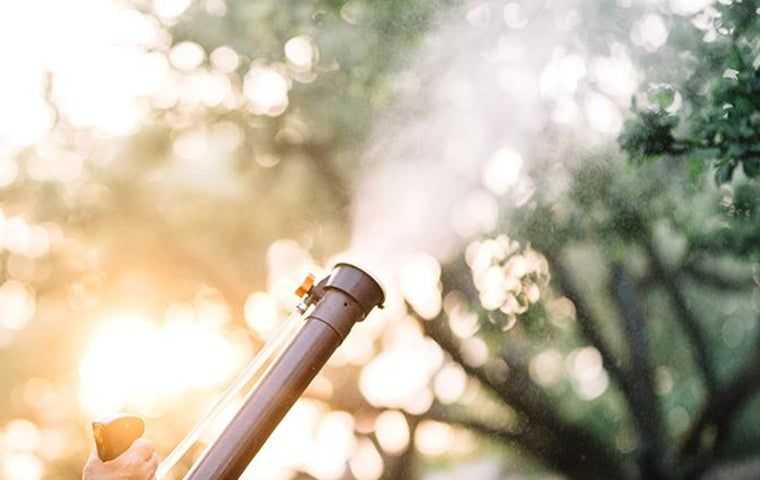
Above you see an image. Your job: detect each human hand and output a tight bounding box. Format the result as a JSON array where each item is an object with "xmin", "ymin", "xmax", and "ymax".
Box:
[{"xmin": 82, "ymin": 438, "xmax": 159, "ymax": 480}]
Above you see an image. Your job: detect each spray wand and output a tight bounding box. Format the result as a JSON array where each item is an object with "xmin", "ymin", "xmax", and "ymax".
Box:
[{"xmin": 92, "ymin": 263, "xmax": 384, "ymax": 479}]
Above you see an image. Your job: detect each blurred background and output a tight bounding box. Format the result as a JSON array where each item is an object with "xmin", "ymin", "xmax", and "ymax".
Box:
[{"xmin": 1, "ymin": 0, "xmax": 760, "ymax": 478}]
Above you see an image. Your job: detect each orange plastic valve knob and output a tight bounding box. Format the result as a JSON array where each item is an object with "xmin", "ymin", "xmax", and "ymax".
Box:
[{"xmin": 295, "ymin": 273, "xmax": 315, "ymax": 298}]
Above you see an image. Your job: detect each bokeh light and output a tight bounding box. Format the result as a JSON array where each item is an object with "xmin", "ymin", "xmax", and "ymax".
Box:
[
  {"xmin": 285, "ymin": 36, "xmax": 318, "ymax": 71},
  {"xmin": 244, "ymin": 66, "xmax": 290, "ymax": 116},
  {"xmin": 374, "ymin": 410, "xmax": 410, "ymax": 455},
  {"xmin": 482, "ymin": 147, "xmax": 523, "ymax": 195},
  {"xmin": 0, "ymin": 0, "xmax": 742, "ymax": 479},
  {"xmin": 79, "ymin": 310, "xmax": 248, "ymax": 416},
  {"xmin": 0, "ymin": 280, "xmax": 36, "ymax": 331}
]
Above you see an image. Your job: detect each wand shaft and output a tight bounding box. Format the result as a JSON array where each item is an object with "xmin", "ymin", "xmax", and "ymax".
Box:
[
  {"xmin": 185, "ymin": 315, "xmax": 343, "ymax": 479},
  {"xmin": 157, "ymin": 310, "xmax": 306, "ymax": 479}
]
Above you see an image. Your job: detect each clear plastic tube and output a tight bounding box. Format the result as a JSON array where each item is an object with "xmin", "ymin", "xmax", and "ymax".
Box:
[{"xmin": 156, "ymin": 309, "xmax": 307, "ymax": 479}]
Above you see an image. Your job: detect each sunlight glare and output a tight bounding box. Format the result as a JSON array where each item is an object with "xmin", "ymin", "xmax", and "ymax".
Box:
[
  {"xmin": 670, "ymin": 0, "xmax": 712, "ymax": 15},
  {"xmin": 433, "ymin": 362, "xmax": 468, "ymax": 404},
  {"xmin": 244, "ymin": 292, "xmax": 280, "ymax": 338},
  {"xmin": 2, "ymin": 452, "xmax": 43, "ymax": 480},
  {"xmin": 211, "ymin": 46, "xmax": 240, "ymax": 73},
  {"xmin": 304, "ymin": 411, "xmax": 356, "ymax": 480},
  {"xmin": 568, "ymin": 346, "xmax": 609, "ymax": 400},
  {"xmin": 285, "ymin": 36, "xmax": 317, "ymax": 71},
  {"xmin": 374, "ymin": 410, "xmax": 410, "ymax": 455},
  {"xmin": 244, "ymin": 66, "xmax": 290, "ymax": 116},
  {"xmin": 415, "ymin": 420, "xmax": 452, "ymax": 456},
  {"xmin": 540, "ymin": 51, "xmax": 586, "ymax": 99},
  {"xmin": 170, "ymin": 41, "xmax": 206, "ymax": 71},
  {"xmin": 631, "ymin": 14, "xmax": 669, "ymax": 52},
  {"xmin": 0, "ymin": 280, "xmax": 36, "ymax": 330},
  {"xmin": 154, "ymin": 0, "xmax": 193, "ymax": 19},
  {"xmin": 529, "ymin": 349, "xmax": 564, "ymax": 387},
  {"xmin": 79, "ymin": 309, "xmax": 246, "ymax": 416},
  {"xmin": 590, "ymin": 45, "xmax": 639, "ymax": 100},
  {"xmin": 450, "ymin": 189, "xmax": 498, "ymax": 238},
  {"xmin": 399, "ymin": 253, "xmax": 442, "ymax": 319},
  {"xmin": 360, "ymin": 337, "xmax": 442, "ymax": 411},
  {"xmin": 503, "ymin": 3, "xmax": 528, "ymax": 29},
  {"xmin": 482, "ymin": 147, "xmax": 523, "ymax": 195},
  {"xmin": 349, "ymin": 438, "xmax": 383, "ymax": 480},
  {"xmin": 585, "ymin": 92, "xmax": 623, "ymax": 134},
  {"xmin": 4, "ymin": 419, "xmax": 41, "ymax": 452}
]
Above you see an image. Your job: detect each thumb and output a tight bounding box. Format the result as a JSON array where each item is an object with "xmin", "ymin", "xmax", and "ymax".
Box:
[{"xmin": 85, "ymin": 449, "xmax": 103, "ymax": 465}]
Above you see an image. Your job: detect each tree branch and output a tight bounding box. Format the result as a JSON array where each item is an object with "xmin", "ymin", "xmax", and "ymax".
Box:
[
  {"xmin": 425, "ymin": 406, "xmax": 566, "ymax": 475},
  {"xmin": 380, "ymin": 415, "xmax": 419, "ymax": 479},
  {"xmin": 426, "ymin": 404, "xmax": 628, "ymax": 480},
  {"xmin": 681, "ymin": 261, "xmax": 755, "ymax": 293},
  {"xmin": 418, "ymin": 310, "xmax": 627, "ymax": 479},
  {"xmin": 702, "ymin": 457, "xmax": 760, "ymax": 480},
  {"xmin": 681, "ymin": 324, "xmax": 760, "ymax": 463},
  {"xmin": 544, "ymin": 253, "xmax": 634, "ymax": 402},
  {"xmin": 642, "ymin": 236, "xmax": 718, "ymax": 394},
  {"xmin": 610, "ymin": 263, "xmax": 667, "ymax": 477}
]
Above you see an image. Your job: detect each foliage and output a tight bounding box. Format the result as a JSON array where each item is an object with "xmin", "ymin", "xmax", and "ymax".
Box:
[
  {"xmin": 1, "ymin": 1, "xmax": 759, "ymax": 480},
  {"xmin": 619, "ymin": 1, "xmax": 760, "ymax": 183}
]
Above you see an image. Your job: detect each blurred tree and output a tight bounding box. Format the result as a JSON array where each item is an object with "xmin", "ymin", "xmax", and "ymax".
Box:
[
  {"xmin": 1, "ymin": 1, "xmax": 759, "ymax": 480},
  {"xmin": 413, "ymin": 1, "xmax": 760, "ymax": 478},
  {"xmin": 421, "ymin": 155, "xmax": 758, "ymax": 479},
  {"xmin": 416, "ymin": 2, "xmax": 760, "ymax": 478},
  {"xmin": 619, "ymin": 0, "xmax": 760, "ymax": 257}
]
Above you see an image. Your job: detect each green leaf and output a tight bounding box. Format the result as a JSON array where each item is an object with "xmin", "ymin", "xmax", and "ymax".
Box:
[
  {"xmin": 715, "ymin": 162, "xmax": 736, "ymax": 184},
  {"xmin": 688, "ymin": 156, "xmax": 706, "ymax": 185},
  {"xmin": 744, "ymin": 158, "xmax": 760, "ymax": 178}
]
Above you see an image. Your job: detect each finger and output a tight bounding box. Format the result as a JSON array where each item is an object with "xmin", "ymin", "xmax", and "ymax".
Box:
[
  {"xmin": 129, "ymin": 438, "xmax": 155, "ymax": 461},
  {"xmin": 145, "ymin": 452, "xmax": 160, "ymax": 476},
  {"xmin": 82, "ymin": 450, "xmax": 105, "ymax": 477},
  {"xmin": 136, "ymin": 452, "xmax": 160, "ymax": 480},
  {"xmin": 86, "ymin": 449, "xmax": 101, "ymax": 464}
]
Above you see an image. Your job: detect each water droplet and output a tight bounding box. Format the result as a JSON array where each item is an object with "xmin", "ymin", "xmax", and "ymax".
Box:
[
  {"xmin": 488, "ymin": 311, "xmax": 518, "ymax": 332},
  {"xmin": 340, "ymin": 0, "xmax": 367, "ymax": 25},
  {"xmin": 311, "ymin": 9, "xmax": 328, "ymax": 24},
  {"xmin": 503, "ymin": 3, "xmax": 529, "ymax": 29},
  {"xmin": 501, "ymin": 314, "xmax": 517, "ymax": 332},
  {"xmin": 647, "ymin": 83, "xmax": 678, "ymax": 111},
  {"xmin": 753, "ymin": 54, "xmax": 760, "ymax": 70},
  {"xmin": 723, "ymin": 68, "xmax": 739, "ymax": 80},
  {"xmin": 466, "ymin": 3, "xmax": 491, "ymax": 27}
]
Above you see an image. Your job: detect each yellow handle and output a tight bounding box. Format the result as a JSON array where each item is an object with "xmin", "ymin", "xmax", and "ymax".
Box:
[{"xmin": 92, "ymin": 414, "xmax": 145, "ymax": 461}]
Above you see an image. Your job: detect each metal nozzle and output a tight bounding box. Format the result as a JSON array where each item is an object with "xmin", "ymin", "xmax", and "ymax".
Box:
[{"xmin": 184, "ymin": 263, "xmax": 384, "ymax": 480}]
